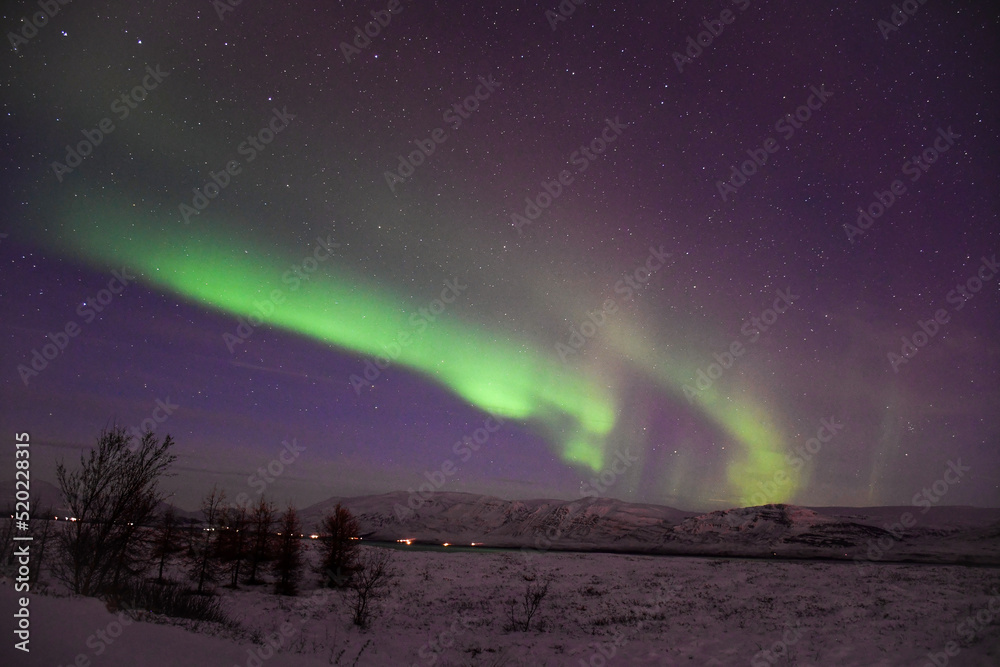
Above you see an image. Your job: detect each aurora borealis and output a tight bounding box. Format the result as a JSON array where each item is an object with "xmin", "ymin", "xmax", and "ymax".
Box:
[{"xmin": 1, "ymin": 1, "xmax": 998, "ymax": 512}]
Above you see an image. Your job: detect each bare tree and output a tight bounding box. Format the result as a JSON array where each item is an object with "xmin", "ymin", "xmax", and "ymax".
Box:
[
  {"xmin": 318, "ymin": 503, "xmax": 359, "ymax": 588},
  {"xmin": 244, "ymin": 497, "xmax": 275, "ymax": 585},
  {"xmin": 29, "ymin": 501, "xmax": 54, "ymax": 584},
  {"xmin": 349, "ymin": 548, "xmax": 394, "ymax": 629},
  {"xmin": 150, "ymin": 506, "xmax": 183, "ymax": 584},
  {"xmin": 218, "ymin": 500, "xmax": 250, "ymax": 588},
  {"xmin": 190, "ymin": 486, "xmax": 226, "ymax": 594},
  {"xmin": 273, "ymin": 505, "xmax": 302, "ymax": 596},
  {"xmin": 54, "ymin": 426, "xmax": 175, "ymax": 596}
]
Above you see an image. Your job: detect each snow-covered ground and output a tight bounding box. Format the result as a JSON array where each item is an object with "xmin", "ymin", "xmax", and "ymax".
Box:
[{"xmin": 4, "ymin": 542, "xmax": 999, "ymax": 666}]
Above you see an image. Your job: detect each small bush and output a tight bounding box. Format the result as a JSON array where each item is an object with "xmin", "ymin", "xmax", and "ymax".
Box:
[
  {"xmin": 349, "ymin": 549, "xmax": 394, "ymax": 629},
  {"xmin": 505, "ymin": 579, "xmax": 550, "ymax": 632},
  {"xmin": 99, "ymin": 579, "xmax": 233, "ymax": 626}
]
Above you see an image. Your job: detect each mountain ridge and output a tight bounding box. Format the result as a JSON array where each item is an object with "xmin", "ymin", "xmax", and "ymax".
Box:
[
  {"xmin": 297, "ymin": 491, "xmax": 1000, "ymax": 565},
  {"xmin": 5, "ymin": 482, "xmax": 996, "ymax": 564}
]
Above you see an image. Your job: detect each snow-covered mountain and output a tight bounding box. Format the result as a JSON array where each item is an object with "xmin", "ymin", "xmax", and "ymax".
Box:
[
  {"xmin": 299, "ymin": 492, "xmax": 1000, "ymax": 564},
  {"xmin": 6, "ymin": 480, "xmax": 996, "ymax": 563},
  {"xmin": 300, "ymin": 491, "xmax": 695, "ymax": 549}
]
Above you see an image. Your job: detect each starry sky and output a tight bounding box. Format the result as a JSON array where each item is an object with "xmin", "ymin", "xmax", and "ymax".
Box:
[{"xmin": 1, "ymin": 0, "xmax": 998, "ymax": 512}]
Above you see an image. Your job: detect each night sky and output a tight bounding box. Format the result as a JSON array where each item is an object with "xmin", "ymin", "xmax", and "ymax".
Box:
[{"xmin": 1, "ymin": 0, "xmax": 997, "ymax": 512}]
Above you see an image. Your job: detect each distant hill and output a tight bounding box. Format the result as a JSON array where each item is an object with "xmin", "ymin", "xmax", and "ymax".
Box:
[
  {"xmin": 5, "ymin": 482, "xmax": 996, "ymax": 564},
  {"xmin": 301, "ymin": 491, "xmax": 695, "ymax": 548},
  {"xmin": 0, "ymin": 479, "xmax": 199, "ymax": 522},
  {"xmin": 0, "ymin": 478, "xmax": 64, "ymax": 516},
  {"xmin": 300, "ymin": 492, "xmax": 1000, "ymax": 565}
]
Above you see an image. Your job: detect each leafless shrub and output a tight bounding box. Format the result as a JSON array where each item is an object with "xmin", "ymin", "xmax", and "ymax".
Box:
[
  {"xmin": 349, "ymin": 548, "xmax": 394, "ymax": 629},
  {"xmin": 505, "ymin": 578, "xmax": 550, "ymax": 632},
  {"xmin": 54, "ymin": 425, "xmax": 176, "ymax": 595}
]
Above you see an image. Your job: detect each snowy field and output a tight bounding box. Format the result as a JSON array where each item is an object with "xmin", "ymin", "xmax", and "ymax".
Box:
[{"xmin": 4, "ymin": 543, "xmax": 1000, "ymax": 667}]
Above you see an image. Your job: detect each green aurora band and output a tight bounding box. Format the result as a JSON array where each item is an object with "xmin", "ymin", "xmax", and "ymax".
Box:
[
  {"xmin": 54, "ymin": 201, "xmax": 617, "ymax": 471},
  {"xmin": 606, "ymin": 317, "xmax": 799, "ymax": 503},
  {"xmin": 50, "ymin": 197, "xmax": 797, "ymax": 503}
]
